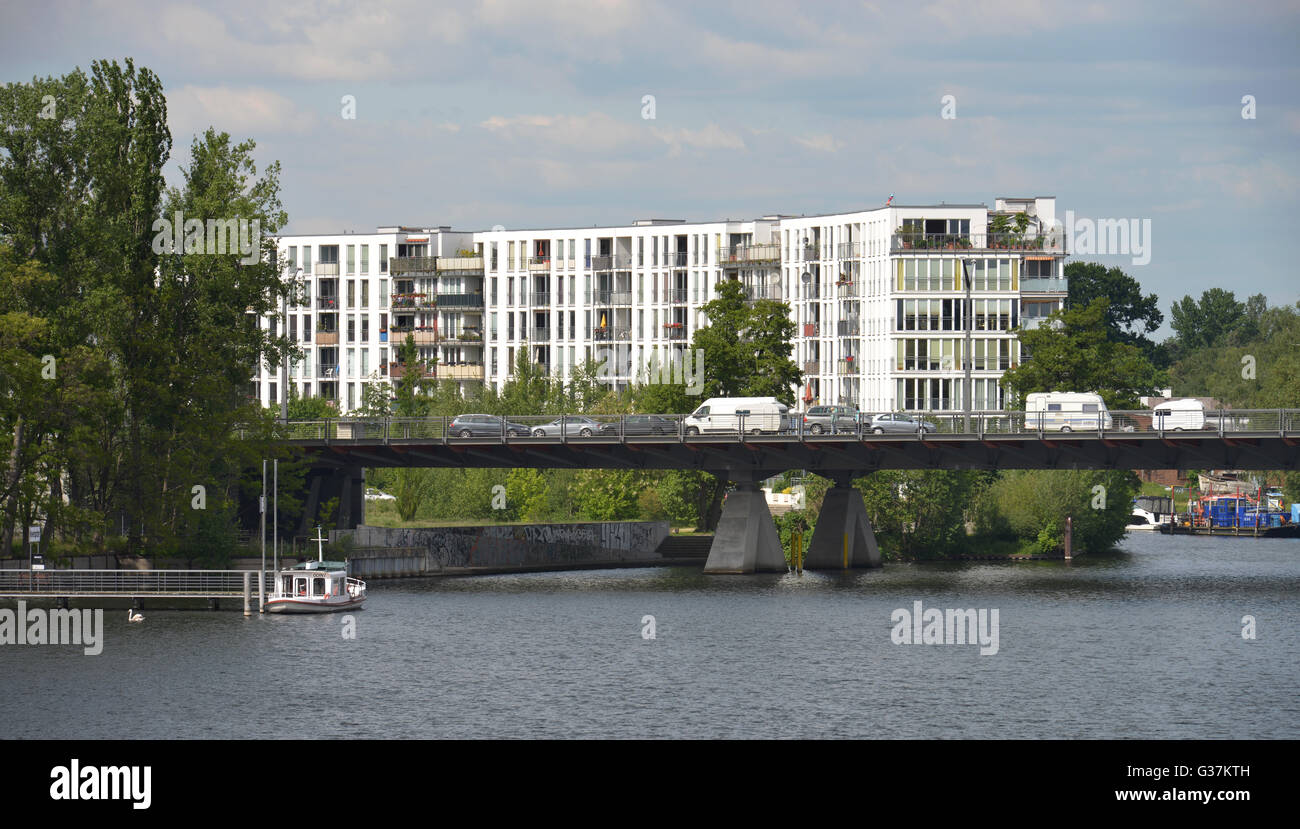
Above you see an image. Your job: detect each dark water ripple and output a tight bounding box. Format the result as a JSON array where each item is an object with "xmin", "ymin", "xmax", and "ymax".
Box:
[{"xmin": 1, "ymin": 532, "xmax": 1295, "ymax": 738}]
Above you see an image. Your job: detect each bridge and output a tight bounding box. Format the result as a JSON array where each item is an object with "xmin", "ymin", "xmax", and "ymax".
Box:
[{"xmin": 264, "ymin": 409, "xmax": 1300, "ymax": 575}]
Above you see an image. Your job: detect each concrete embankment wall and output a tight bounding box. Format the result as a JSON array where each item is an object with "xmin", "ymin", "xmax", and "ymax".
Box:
[{"xmin": 337, "ymin": 521, "xmax": 673, "ymax": 578}]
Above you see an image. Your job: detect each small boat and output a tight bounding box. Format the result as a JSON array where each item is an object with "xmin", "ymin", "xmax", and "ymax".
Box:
[{"xmin": 265, "ymin": 527, "xmax": 366, "ymax": 614}]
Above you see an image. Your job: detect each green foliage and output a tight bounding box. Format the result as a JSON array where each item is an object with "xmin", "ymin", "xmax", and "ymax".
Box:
[
  {"xmin": 1064, "ymin": 261, "xmax": 1164, "ymax": 364},
  {"xmin": 572, "ymin": 470, "xmax": 643, "ymax": 521},
  {"xmin": 693, "ymin": 280, "xmax": 802, "ymax": 404},
  {"xmin": 1169, "ymin": 288, "xmax": 1245, "ymax": 352},
  {"xmin": 1167, "ymin": 300, "xmax": 1300, "ymax": 409},
  {"xmin": 855, "ymin": 471, "xmax": 993, "ymax": 559},
  {"xmin": 392, "ymin": 468, "xmax": 431, "ymax": 522},
  {"xmin": 974, "ymin": 470, "xmax": 1138, "ymax": 554},
  {"xmin": 1002, "ymin": 297, "xmax": 1162, "ymax": 409}
]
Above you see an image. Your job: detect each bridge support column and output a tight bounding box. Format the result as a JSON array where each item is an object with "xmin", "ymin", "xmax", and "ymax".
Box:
[
  {"xmin": 805, "ymin": 480, "xmax": 880, "ymax": 570},
  {"xmin": 703, "ymin": 481, "xmax": 786, "ymax": 574}
]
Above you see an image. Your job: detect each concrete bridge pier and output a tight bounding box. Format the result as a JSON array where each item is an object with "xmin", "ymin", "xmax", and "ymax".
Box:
[
  {"xmin": 805, "ymin": 478, "xmax": 880, "ymax": 570},
  {"xmin": 703, "ymin": 474, "xmax": 786, "ymax": 574}
]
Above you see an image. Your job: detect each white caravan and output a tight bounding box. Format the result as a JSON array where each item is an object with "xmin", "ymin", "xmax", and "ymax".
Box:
[
  {"xmin": 1024, "ymin": 392, "xmax": 1113, "ymax": 432},
  {"xmin": 684, "ymin": 397, "xmax": 790, "ymax": 435},
  {"xmin": 1152, "ymin": 398, "xmax": 1205, "ymax": 431}
]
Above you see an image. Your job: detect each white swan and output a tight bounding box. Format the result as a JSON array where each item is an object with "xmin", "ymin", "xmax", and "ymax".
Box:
[{"xmin": 127, "ymin": 609, "xmax": 144, "ymax": 623}]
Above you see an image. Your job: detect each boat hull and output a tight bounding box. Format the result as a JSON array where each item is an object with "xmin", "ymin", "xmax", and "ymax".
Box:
[{"xmin": 265, "ymin": 596, "xmax": 365, "ymax": 614}]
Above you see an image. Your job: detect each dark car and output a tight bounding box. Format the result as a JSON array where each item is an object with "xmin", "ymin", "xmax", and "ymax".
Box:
[
  {"xmin": 448, "ymin": 414, "xmax": 532, "ymax": 437},
  {"xmin": 599, "ymin": 415, "xmax": 677, "ymax": 436}
]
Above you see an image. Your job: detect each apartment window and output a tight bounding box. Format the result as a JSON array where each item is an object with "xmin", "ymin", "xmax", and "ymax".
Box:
[
  {"xmin": 507, "ymin": 277, "xmax": 514, "ymax": 305},
  {"xmin": 268, "ymin": 382, "xmax": 277, "ymax": 404},
  {"xmin": 508, "ymin": 241, "xmax": 515, "ymax": 270},
  {"xmin": 361, "ymin": 349, "xmax": 369, "ymax": 375},
  {"xmin": 361, "ymin": 280, "xmax": 369, "ymax": 308},
  {"xmin": 347, "ymin": 280, "xmax": 355, "ymax": 308},
  {"xmin": 347, "ymin": 383, "xmax": 354, "ymax": 411},
  {"xmin": 288, "ymin": 246, "xmax": 297, "ymax": 268},
  {"xmin": 490, "ymin": 278, "xmax": 498, "ymax": 304},
  {"xmin": 362, "ymin": 317, "xmax": 369, "ymax": 343},
  {"xmin": 290, "ymin": 316, "xmax": 297, "ymax": 340},
  {"xmin": 638, "ymin": 237, "xmax": 644, "ymax": 267},
  {"xmin": 347, "ymin": 245, "xmax": 355, "ymax": 274},
  {"xmin": 508, "ymin": 314, "xmax": 515, "ymax": 340},
  {"xmin": 380, "ymin": 244, "xmax": 388, "ymax": 273},
  {"xmin": 361, "ymin": 246, "xmax": 369, "ymax": 274},
  {"xmin": 347, "ymin": 348, "xmax": 355, "ymax": 376},
  {"xmin": 379, "ymin": 279, "xmax": 389, "ymax": 308},
  {"xmin": 303, "ymin": 246, "xmax": 312, "ymax": 273},
  {"xmin": 302, "ymin": 315, "xmax": 311, "ymax": 342},
  {"xmin": 491, "ymin": 242, "xmax": 499, "ymax": 271},
  {"xmin": 347, "ymin": 316, "xmax": 356, "ymax": 343},
  {"xmin": 319, "ymin": 245, "xmax": 339, "ymax": 264},
  {"xmin": 569, "ymin": 311, "xmax": 576, "ymax": 340}
]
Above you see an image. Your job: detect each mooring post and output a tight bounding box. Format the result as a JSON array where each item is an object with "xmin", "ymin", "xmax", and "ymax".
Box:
[
  {"xmin": 1064, "ymin": 516, "xmax": 1073, "ymax": 561},
  {"xmin": 243, "ymin": 571, "xmax": 252, "ymax": 617}
]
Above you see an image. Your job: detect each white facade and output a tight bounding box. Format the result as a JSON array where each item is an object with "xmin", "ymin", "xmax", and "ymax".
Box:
[{"xmin": 253, "ymin": 196, "xmax": 1068, "ymax": 416}]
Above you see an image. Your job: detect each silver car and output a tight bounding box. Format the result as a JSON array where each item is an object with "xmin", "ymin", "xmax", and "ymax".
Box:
[
  {"xmin": 866, "ymin": 413, "xmax": 938, "ymax": 434},
  {"xmin": 531, "ymin": 415, "xmax": 603, "ymax": 437}
]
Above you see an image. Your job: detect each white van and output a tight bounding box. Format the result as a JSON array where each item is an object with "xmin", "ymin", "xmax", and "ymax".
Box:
[
  {"xmin": 684, "ymin": 397, "xmax": 790, "ymax": 435},
  {"xmin": 1024, "ymin": 392, "xmax": 1113, "ymax": 432},
  {"xmin": 1152, "ymin": 398, "xmax": 1205, "ymax": 431}
]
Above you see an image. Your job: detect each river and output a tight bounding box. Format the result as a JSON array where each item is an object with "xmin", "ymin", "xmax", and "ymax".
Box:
[{"xmin": 2, "ymin": 531, "xmax": 1296, "ymax": 738}]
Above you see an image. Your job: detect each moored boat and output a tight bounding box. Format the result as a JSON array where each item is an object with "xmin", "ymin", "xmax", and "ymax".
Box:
[{"xmin": 265, "ymin": 526, "xmax": 366, "ymax": 614}]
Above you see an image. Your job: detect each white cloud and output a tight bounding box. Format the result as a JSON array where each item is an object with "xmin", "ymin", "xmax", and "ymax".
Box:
[
  {"xmin": 794, "ymin": 134, "xmax": 844, "ymax": 153},
  {"xmin": 168, "ymin": 85, "xmax": 316, "ymax": 142}
]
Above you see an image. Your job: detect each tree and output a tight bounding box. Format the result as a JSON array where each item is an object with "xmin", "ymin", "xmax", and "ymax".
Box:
[
  {"xmin": 693, "ymin": 280, "xmax": 802, "ymax": 404},
  {"xmin": 1002, "ymin": 298, "xmax": 1162, "ymax": 409},
  {"xmin": 1169, "ymin": 288, "xmax": 1245, "ymax": 352},
  {"xmin": 1064, "ymin": 262, "xmax": 1163, "ymax": 360}
]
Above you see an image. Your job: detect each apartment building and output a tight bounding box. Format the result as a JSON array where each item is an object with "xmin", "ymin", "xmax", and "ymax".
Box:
[{"xmin": 252, "ymin": 196, "xmax": 1067, "ymax": 415}]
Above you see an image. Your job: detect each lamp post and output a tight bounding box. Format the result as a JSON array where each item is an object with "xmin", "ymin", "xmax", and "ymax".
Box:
[{"xmin": 960, "ymin": 259, "xmax": 973, "ymax": 433}]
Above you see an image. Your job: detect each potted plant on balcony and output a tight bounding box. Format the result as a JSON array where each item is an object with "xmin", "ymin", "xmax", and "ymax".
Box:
[{"xmin": 989, "ymin": 214, "xmax": 1012, "ymax": 248}]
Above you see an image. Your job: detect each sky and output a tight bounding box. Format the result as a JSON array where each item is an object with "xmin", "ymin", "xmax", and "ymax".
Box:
[{"xmin": 2, "ymin": 0, "xmax": 1298, "ymax": 337}]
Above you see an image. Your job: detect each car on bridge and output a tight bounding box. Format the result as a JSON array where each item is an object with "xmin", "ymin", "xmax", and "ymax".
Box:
[
  {"xmin": 865, "ymin": 413, "xmax": 938, "ymax": 434},
  {"xmin": 801, "ymin": 405, "xmax": 861, "ymax": 434},
  {"xmin": 532, "ymin": 415, "xmax": 604, "ymax": 437},
  {"xmin": 448, "ymin": 414, "xmax": 533, "ymax": 437},
  {"xmin": 599, "ymin": 415, "xmax": 678, "ymax": 436}
]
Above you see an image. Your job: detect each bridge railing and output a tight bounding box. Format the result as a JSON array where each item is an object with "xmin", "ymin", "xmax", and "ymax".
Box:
[
  {"xmin": 0, "ymin": 569, "xmax": 256, "ymax": 595},
  {"xmin": 271, "ymin": 408, "xmax": 1300, "ymax": 442}
]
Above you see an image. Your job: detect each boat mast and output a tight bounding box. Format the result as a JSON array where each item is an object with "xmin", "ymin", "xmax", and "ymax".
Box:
[{"xmin": 314, "ymin": 524, "xmax": 326, "ymax": 562}]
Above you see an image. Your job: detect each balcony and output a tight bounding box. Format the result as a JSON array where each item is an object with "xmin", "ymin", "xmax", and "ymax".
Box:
[
  {"xmin": 803, "ymin": 360, "xmax": 820, "ymax": 374},
  {"xmin": 666, "ymin": 288, "xmax": 688, "ymax": 304},
  {"xmin": 315, "ymin": 262, "xmax": 340, "ymax": 276},
  {"xmin": 317, "ymin": 364, "xmax": 340, "ymax": 379},
  {"xmin": 436, "ymin": 256, "xmax": 484, "ymax": 273},
  {"xmin": 891, "ymin": 232, "xmax": 1066, "ymax": 254},
  {"xmin": 664, "ymin": 252, "xmax": 689, "ymax": 268},
  {"xmin": 835, "ymin": 282, "xmax": 859, "ymax": 298},
  {"xmin": 437, "ymin": 292, "xmax": 484, "ymax": 308},
  {"xmin": 836, "ymin": 358, "xmax": 858, "ymax": 375},
  {"xmin": 587, "ymin": 290, "xmax": 633, "ymax": 305},
  {"xmin": 590, "ymin": 254, "xmax": 632, "ymax": 271},
  {"xmin": 802, "ymin": 245, "xmax": 820, "ymax": 262},
  {"xmin": 530, "ymin": 292, "xmax": 551, "ymax": 306},
  {"xmin": 528, "ymin": 327, "xmax": 552, "ymax": 341},
  {"xmin": 836, "ymin": 242, "xmax": 862, "ymax": 259},
  {"xmin": 527, "ymin": 256, "xmax": 552, "ymax": 272},
  {"xmin": 390, "ymin": 256, "xmax": 437, "ymax": 275},
  {"xmin": 316, "ymin": 296, "xmax": 340, "ymax": 311},
  {"xmin": 593, "ymin": 326, "xmax": 631, "ymax": 342},
  {"xmin": 837, "ymin": 320, "xmax": 860, "ymax": 336},
  {"xmin": 439, "ymin": 363, "xmax": 484, "ymax": 380},
  {"xmin": 743, "ymin": 284, "xmax": 782, "ymax": 302},
  {"xmin": 315, "ymin": 331, "xmax": 339, "ymax": 345},
  {"xmin": 1020, "ymin": 277, "xmax": 1069, "ymax": 293},
  {"xmin": 664, "ymin": 323, "xmax": 687, "ymax": 341},
  {"xmin": 391, "ymin": 293, "xmax": 436, "ymax": 309},
  {"xmin": 803, "ymin": 322, "xmax": 819, "ymax": 337},
  {"xmin": 387, "ymin": 362, "xmax": 435, "ymax": 380},
  {"xmin": 718, "ymin": 244, "xmax": 780, "ymax": 267},
  {"xmin": 441, "ymin": 328, "xmax": 483, "ymax": 343}
]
